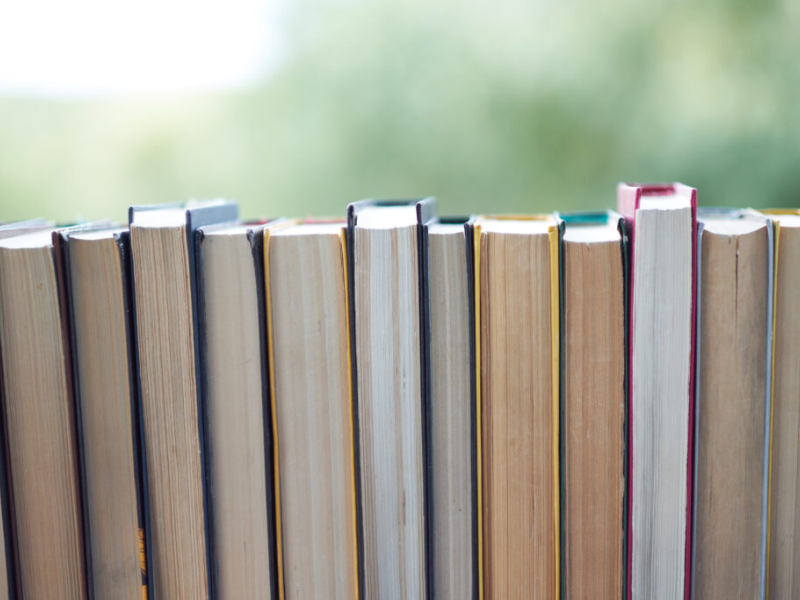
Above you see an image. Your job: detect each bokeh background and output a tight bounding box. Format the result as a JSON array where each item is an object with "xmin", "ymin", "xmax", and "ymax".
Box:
[{"xmin": 1, "ymin": 0, "xmax": 799, "ymax": 222}]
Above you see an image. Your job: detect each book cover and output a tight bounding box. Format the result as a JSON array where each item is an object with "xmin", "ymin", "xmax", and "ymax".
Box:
[{"xmin": 461, "ymin": 217, "xmax": 480, "ymax": 600}]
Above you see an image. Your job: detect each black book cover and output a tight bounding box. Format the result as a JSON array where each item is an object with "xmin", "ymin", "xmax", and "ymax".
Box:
[{"xmin": 463, "ymin": 216, "xmax": 485, "ymax": 600}]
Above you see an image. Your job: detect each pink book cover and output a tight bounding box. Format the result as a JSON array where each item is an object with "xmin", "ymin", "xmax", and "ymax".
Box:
[{"xmin": 617, "ymin": 182, "xmax": 697, "ymax": 600}]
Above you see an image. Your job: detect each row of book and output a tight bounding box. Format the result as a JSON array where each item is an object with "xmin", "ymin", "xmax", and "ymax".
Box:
[{"xmin": 0, "ymin": 183, "xmax": 793, "ymax": 599}]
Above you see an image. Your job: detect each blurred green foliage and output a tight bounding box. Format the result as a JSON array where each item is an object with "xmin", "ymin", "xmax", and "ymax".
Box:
[{"xmin": 1, "ymin": 0, "xmax": 799, "ymax": 222}]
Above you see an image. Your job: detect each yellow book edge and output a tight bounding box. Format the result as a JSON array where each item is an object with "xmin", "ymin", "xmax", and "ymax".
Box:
[
  {"xmin": 472, "ymin": 215, "xmax": 560, "ymax": 600},
  {"xmin": 759, "ymin": 209, "xmax": 793, "ymax": 600},
  {"xmin": 472, "ymin": 223, "xmax": 484, "ymax": 600},
  {"xmin": 262, "ymin": 219, "xmax": 299, "ymax": 600},
  {"xmin": 339, "ymin": 228, "xmax": 362, "ymax": 600},
  {"xmin": 548, "ymin": 224, "xmax": 561, "ymax": 600}
]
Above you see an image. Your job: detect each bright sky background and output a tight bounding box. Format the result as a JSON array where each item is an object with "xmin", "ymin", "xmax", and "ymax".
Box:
[{"xmin": 0, "ymin": 0, "xmax": 281, "ymax": 96}]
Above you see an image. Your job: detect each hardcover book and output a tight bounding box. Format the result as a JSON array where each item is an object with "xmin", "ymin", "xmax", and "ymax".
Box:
[
  {"xmin": 0, "ymin": 220, "xmax": 56, "ymax": 600},
  {"xmin": 618, "ymin": 183, "xmax": 697, "ymax": 600},
  {"xmin": 692, "ymin": 209, "xmax": 773, "ymax": 600},
  {"xmin": 760, "ymin": 209, "xmax": 800, "ymax": 599},
  {"xmin": 0, "ymin": 224, "xmax": 92, "ymax": 598},
  {"xmin": 347, "ymin": 199, "xmax": 436, "ymax": 600},
  {"xmin": 64, "ymin": 226, "xmax": 149, "ymax": 600},
  {"xmin": 265, "ymin": 220, "xmax": 359, "ymax": 600},
  {"xmin": 557, "ymin": 211, "xmax": 627, "ymax": 600},
  {"xmin": 129, "ymin": 201, "xmax": 237, "ymax": 598},
  {"xmin": 472, "ymin": 214, "xmax": 560, "ymax": 600},
  {"xmin": 428, "ymin": 218, "xmax": 477, "ymax": 600},
  {"xmin": 196, "ymin": 221, "xmax": 281, "ymax": 599}
]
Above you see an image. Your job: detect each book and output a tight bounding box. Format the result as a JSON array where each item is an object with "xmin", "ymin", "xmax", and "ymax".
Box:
[
  {"xmin": 265, "ymin": 220, "xmax": 359, "ymax": 599},
  {"xmin": 0, "ymin": 226, "xmax": 87, "ymax": 598},
  {"xmin": 692, "ymin": 209, "xmax": 772, "ymax": 600},
  {"xmin": 0, "ymin": 220, "xmax": 48, "ymax": 600},
  {"xmin": 65, "ymin": 227, "xmax": 148, "ymax": 600},
  {"xmin": 558, "ymin": 211, "xmax": 626, "ymax": 599},
  {"xmin": 762, "ymin": 209, "xmax": 800, "ymax": 598},
  {"xmin": 195, "ymin": 222, "xmax": 280, "ymax": 599},
  {"xmin": 618, "ymin": 183, "xmax": 697, "ymax": 600},
  {"xmin": 428, "ymin": 219, "xmax": 476, "ymax": 600},
  {"xmin": 129, "ymin": 201, "xmax": 237, "ymax": 598},
  {"xmin": 347, "ymin": 199, "xmax": 436, "ymax": 599},
  {"xmin": 473, "ymin": 214, "xmax": 560, "ymax": 599}
]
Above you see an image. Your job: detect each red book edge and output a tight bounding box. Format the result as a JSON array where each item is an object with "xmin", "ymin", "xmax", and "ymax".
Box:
[{"xmin": 617, "ymin": 182, "xmax": 697, "ymax": 600}]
